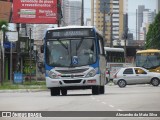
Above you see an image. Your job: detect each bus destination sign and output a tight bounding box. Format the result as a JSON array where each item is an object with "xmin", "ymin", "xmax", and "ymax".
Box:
[{"xmin": 46, "ymin": 29, "xmax": 94, "ymax": 39}]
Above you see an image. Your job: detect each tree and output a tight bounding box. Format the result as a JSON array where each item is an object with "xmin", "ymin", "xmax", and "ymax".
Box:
[
  {"xmin": 0, "ymin": 20, "xmax": 8, "ymax": 31},
  {"xmin": 145, "ymin": 11, "xmax": 160, "ymax": 49}
]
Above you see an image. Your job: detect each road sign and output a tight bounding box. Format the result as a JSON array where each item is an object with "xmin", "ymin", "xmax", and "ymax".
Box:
[
  {"xmin": 6, "ymin": 31, "xmax": 18, "ymax": 42},
  {"xmin": 3, "ymin": 41, "xmax": 15, "ymax": 49}
]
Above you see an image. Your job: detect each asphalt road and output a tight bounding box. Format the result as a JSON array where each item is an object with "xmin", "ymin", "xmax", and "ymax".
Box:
[{"xmin": 0, "ymin": 84, "xmax": 160, "ymax": 120}]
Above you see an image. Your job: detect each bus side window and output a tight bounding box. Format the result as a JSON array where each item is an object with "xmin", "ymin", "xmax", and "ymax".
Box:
[{"xmin": 97, "ymin": 34, "xmax": 104, "ymax": 55}]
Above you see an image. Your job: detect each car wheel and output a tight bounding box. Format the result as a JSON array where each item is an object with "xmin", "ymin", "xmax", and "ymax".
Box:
[
  {"xmin": 118, "ymin": 80, "xmax": 126, "ymax": 88},
  {"xmin": 151, "ymin": 78, "xmax": 160, "ymax": 86}
]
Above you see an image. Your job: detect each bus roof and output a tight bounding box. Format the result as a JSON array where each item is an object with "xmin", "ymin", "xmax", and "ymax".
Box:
[
  {"xmin": 46, "ymin": 26, "xmax": 102, "ymax": 36},
  {"xmin": 136, "ymin": 49, "xmax": 160, "ymax": 53},
  {"xmin": 104, "ymin": 47, "xmax": 124, "ymax": 52},
  {"xmin": 47, "ymin": 26, "xmax": 95, "ymax": 30}
]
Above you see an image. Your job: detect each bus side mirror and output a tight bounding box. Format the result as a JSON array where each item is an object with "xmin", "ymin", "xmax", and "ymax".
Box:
[{"xmin": 40, "ymin": 45, "xmax": 44, "ymax": 53}]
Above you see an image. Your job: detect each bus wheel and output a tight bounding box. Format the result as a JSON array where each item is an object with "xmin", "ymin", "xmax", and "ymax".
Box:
[
  {"xmin": 99, "ymin": 86, "xmax": 105, "ymax": 94},
  {"xmin": 151, "ymin": 78, "xmax": 160, "ymax": 86},
  {"xmin": 61, "ymin": 88, "xmax": 67, "ymax": 96},
  {"xmin": 118, "ymin": 80, "xmax": 126, "ymax": 88},
  {"xmin": 50, "ymin": 88, "xmax": 60, "ymax": 96},
  {"xmin": 92, "ymin": 86, "xmax": 99, "ymax": 95}
]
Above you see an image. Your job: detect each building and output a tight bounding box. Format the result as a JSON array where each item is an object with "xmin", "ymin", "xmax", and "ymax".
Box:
[
  {"xmin": 157, "ymin": 0, "xmax": 160, "ymax": 14},
  {"xmin": 0, "ymin": 1, "xmax": 12, "ymax": 22},
  {"xmin": 136, "ymin": 6, "xmax": 156, "ymax": 40},
  {"xmin": 136, "ymin": 5, "xmax": 145, "ymax": 40},
  {"xmin": 91, "ymin": 0, "xmax": 127, "ymax": 47},
  {"xmin": 86, "ymin": 18, "xmax": 91, "ymax": 26},
  {"xmin": 61, "ymin": 0, "xmax": 81, "ymax": 26}
]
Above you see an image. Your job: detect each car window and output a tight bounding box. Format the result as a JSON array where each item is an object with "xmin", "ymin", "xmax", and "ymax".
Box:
[
  {"xmin": 123, "ymin": 68, "xmax": 133, "ymax": 74},
  {"xmin": 134, "ymin": 68, "xmax": 147, "ymax": 74}
]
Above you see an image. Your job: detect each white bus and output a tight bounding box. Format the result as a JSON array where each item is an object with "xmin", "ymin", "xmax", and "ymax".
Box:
[
  {"xmin": 43, "ymin": 26, "xmax": 106, "ymax": 96},
  {"xmin": 104, "ymin": 47, "xmax": 125, "ymax": 81}
]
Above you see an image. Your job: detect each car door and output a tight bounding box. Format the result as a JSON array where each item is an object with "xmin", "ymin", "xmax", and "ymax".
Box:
[
  {"xmin": 134, "ymin": 68, "xmax": 149, "ymax": 84},
  {"xmin": 123, "ymin": 68, "xmax": 136, "ymax": 84}
]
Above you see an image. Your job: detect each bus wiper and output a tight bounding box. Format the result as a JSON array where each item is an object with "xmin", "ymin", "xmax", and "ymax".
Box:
[
  {"xmin": 76, "ymin": 38, "xmax": 84, "ymax": 51},
  {"xmin": 57, "ymin": 39, "xmax": 68, "ymax": 50}
]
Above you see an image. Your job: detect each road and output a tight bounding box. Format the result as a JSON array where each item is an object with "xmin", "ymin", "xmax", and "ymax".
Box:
[{"xmin": 0, "ymin": 84, "xmax": 160, "ymax": 120}]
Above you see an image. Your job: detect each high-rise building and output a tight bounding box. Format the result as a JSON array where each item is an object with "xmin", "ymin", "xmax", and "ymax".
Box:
[
  {"xmin": 137, "ymin": 6, "xmax": 156, "ymax": 40},
  {"xmin": 157, "ymin": 0, "xmax": 160, "ymax": 14},
  {"xmin": 137, "ymin": 5, "xmax": 145, "ymax": 40},
  {"xmin": 92, "ymin": 0, "xmax": 127, "ymax": 47},
  {"xmin": 62, "ymin": 0, "xmax": 81, "ymax": 26}
]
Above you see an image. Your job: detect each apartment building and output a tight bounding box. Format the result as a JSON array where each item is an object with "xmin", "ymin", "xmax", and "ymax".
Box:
[{"xmin": 92, "ymin": 0, "xmax": 127, "ymax": 46}]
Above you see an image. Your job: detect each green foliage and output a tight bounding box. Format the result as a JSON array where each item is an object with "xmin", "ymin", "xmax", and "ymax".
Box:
[
  {"xmin": 0, "ymin": 20, "xmax": 8, "ymax": 31},
  {"xmin": 0, "ymin": 81, "xmax": 46, "ymax": 90},
  {"xmin": 145, "ymin": 11, "xmax": 160, "ymax": 49}
]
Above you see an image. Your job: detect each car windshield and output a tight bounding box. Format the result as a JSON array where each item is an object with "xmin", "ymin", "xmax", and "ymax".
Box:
[
  {"xmin": 136, "ymin": 53, "xmax": 160, "ymax": 69},
  {"xmin": 46, "ymin": 38, "xmax": 96, "ymax": 67}
]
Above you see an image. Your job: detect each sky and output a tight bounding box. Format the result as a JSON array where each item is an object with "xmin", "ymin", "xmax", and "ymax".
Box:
[
  {"xmin": 9, "ymin": 0, "xmax": 157, "ymax": 35},
  {"xmin": 128, "ymin": 0, "xmax": 157, "ymax": 39},
  {"xmin": 83, "ymin": 0, "xmax": 157, "ymax": 39}
]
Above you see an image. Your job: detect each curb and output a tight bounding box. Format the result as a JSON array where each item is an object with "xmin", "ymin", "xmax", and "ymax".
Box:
[
  {"xmin": 107, "ymin": 82, "xmax": 115, "ymax": 86},
  {"xmin": 0, "ymin": 89, "xmax": 48, "ymax": 93}
]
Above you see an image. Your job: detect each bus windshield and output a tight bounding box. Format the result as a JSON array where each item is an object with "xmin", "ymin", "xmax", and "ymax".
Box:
[
  {"xmin": 105, "ymin": 51, "xmax": 125, "ymax": 63},
  {"xmin": 136, "ymin": 53, "xmax": 160, "ymax": 69},
  {"xmin": 46, "ymin": 38, "xmax": 96, "ymax": 67}
]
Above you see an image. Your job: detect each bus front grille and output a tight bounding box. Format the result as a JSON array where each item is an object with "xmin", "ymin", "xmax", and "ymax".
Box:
[
  {"xmin": 56, "ymin": 68, "xmax": 88, "ymax": 74},
  {"xmin": 63, "ymin": 80, "xmax": 82, "ymax": 84}
]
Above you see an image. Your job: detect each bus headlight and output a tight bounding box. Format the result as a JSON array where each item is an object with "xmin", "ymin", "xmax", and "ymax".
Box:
[
  {"xmin": 48, "ymin": 71, "xmax": 59, "ymax": 79},
  {"xmin": 85, "ymin": 69, "xmax": 96, "ymax": 77}
]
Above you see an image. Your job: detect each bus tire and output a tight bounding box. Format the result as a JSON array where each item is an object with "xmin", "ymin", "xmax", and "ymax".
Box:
[
  {"xmin": 92, "ymin": 86, "xmax": 99, "ymax": 95},
  {"xmin": 99, "ymin": 86, "xmax": 105, "ymax": 94},
  {"xmin": 61, "ymin": 88, "xmax": 67, "ymax": 96},
  {"xmin": 50, "ymin": 88, "xmax": 60, "ymax": 96},
  {"xmin": 151, "ymin": 78, "xmax": 160, "ymax": 86}
]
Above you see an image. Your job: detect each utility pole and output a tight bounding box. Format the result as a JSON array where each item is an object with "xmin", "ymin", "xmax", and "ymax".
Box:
[
  {"xmin": 57, "ymin": 0, "xmax": 61, "ymax": 27},
  {"xmin": 0, "ymin": 32, "xmax": 2, "ymax": 85},
  {"xmin": 91, "ymin": 0, "xmax": 94, "ymax": 26},
  {"xmin": 29, "ymin": 28, "xmax": 32, "ymax": 83},
  {"xmin": 2, "ymin": 28, "xmax": 5, "ymax": 83},
  {"xmin": 103, "ymin": 2, "xmax": 106, "ymax": 44},
  {"xmin": 1, "ymin": 24, "xmax": 7, "ymax": 85},
  {"xmin": 124, "ymin": 13, "xmax": 128, "ymax": 63},
  {"xmin": 110, "ymin": 12, "xmax": 113, "ymax": 47},
  {"xmin": 16, "ymin": 23, "xmax": 20, "ymax": 73},
  {"xmin": 136, "ymin": 9, "xmax": 137, "ymax": 40},
  {"xmin": 81, "ymin": 0, "xmax": 84, "ymax": 26}
]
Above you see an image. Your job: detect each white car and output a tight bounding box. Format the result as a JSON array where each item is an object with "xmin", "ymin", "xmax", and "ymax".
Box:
[{"xmin": 113, "ymin": 67, "xmax": 160, "ymax": 88}]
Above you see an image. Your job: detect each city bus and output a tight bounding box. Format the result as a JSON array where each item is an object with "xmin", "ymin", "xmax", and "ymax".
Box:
[
  {"xmin": 136, "ymin": 49, "xmax": 160, "ymax": 73},
  {"xmin": 104, "ymin": 47, "xmax": 126, "ymax": 81},
  {"xmin": 43, "ymin": 26, "xmax": 106, "ymax": 96}
]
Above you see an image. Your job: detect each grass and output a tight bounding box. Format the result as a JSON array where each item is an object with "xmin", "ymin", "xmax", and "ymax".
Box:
[{"xmin": 0, "ymin": 80, "xmax": 47, "ymax": 90}]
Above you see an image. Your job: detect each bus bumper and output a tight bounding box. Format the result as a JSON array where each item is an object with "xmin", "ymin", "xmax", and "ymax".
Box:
[{"xmin": 46, "ymin": 74, "xmax": 101, "ymax": 88}]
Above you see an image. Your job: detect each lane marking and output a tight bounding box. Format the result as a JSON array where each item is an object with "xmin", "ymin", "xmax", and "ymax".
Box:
[
  {"xmin": 91, "ymin": 98, "xmax": 95, "ymax": 100},
  {"xmin": 117, "ymin": 109, "xmax": 123, "ymax": 111},
  {"xmin": 96, "ymin": 99, "xmax": 100, "ymax": 102},
  {"xmin": 109, "ymin": 105, "xmax": 114, "ymax": 108},
  {"xmin": 101, "ymin": 102, "xmax": 106, "ymax": 104}
]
